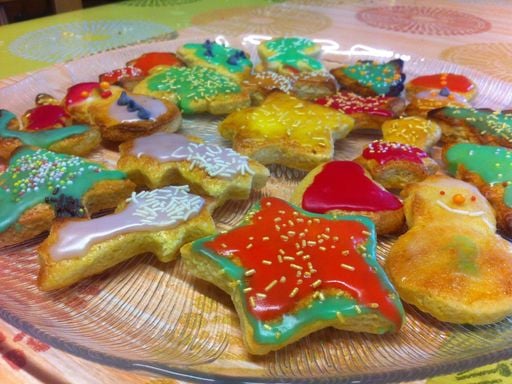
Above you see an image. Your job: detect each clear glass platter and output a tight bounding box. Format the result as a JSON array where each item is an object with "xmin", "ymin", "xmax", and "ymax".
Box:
[{"xmin": 2, "ymin": 35, "xmax": 512, "ymax": 383}]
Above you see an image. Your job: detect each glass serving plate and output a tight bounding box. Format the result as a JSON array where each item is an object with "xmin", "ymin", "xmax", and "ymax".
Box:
[{"xmin": 2, "ymin": 36, "xmax": 512, "ymax": 384}]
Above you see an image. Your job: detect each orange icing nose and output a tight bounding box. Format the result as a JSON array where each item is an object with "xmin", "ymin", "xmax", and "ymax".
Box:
[{"xmin": 452, "ymin": 194, "xmax": 466, "ymax": 205}]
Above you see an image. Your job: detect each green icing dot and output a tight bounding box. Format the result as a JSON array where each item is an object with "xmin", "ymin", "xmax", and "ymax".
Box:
[
  {"xmin": 446, "ymin": 235, "xmax": 479, "ymax": 275},
  {"xmin": 145, "ymin": 66, "xmax": 241, "ymax": 114},
  {"xmin": 0, "ymin": 148, "xmax": 126, "ymax": 233},
  {"xmin": 442, "ymin": 107, "xmax": 512, "ymax": 143},
  {"xmin": 0, "ymin": 110, "xmax": 90, "ymax": 148},
  {"xmin": 342, "ymin": 61, "xmax": 399, "ymax": 95},
  {"xmin": 262, "ymin": 37, "xmax": 324, "ymax": 72},
  {"xmin": 446, "ymin": 143, "xmax": 512, "ymax": 207},
  {"xmin": 181, "ymin": 41, "xmax": 252, "ymax": 74}
]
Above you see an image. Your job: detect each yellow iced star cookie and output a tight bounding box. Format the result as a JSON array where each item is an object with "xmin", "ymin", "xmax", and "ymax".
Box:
[
  {"xmin": 218, "ymin": 92, "xmax": 354, "ymax": 170},
  {"xmin": 381, "ymin": 116, "xmax": 441, "ymax": 151}
]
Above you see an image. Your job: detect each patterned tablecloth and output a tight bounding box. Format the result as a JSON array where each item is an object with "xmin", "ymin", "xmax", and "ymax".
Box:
[{"xmin": 1, "ymin": 0, "xmax": 512, "ymax": 383}]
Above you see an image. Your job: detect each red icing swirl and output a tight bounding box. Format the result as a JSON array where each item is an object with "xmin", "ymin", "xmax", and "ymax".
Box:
[
  {"xmin": 25, "ymin": 105, "xmax": 70, "ymax": 131},
  {"xmin": 362, "ymin": 140, "xmax": 428, "ymax": 165},
  {"xmin": 410, "ymin": 73, "xmax": 473, "ymax": 93},
  {"xmin": 64, "ymin": 82, "xmax": 100, "ymax": 107},
  {"xmin": 302, "ymin": 161, "xmax": 402, "ymax": 212},
  {"xmin": 316, "ymin": 91, "xmax": 394, "ymax": 117},
  {"xmin": 205, "ymin": 197, "xmax": 403, "ymax": 328}
]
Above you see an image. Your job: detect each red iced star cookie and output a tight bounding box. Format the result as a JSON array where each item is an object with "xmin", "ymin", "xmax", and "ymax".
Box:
[
  {"xmin": 291, "ymin": 161, "xmax": 404, "ymax": 234},
  {"xmin": 181, "ymin": 197, "xmax": 404, "ymax": 355}
]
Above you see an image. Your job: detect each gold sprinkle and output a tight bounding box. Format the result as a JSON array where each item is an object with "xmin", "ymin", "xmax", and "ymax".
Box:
[
  {"xmin": 296, "ymin": 271, "xmax": 302, "ymax": 278},
  {"xmin": 280, "ymin": 276, "xmax": 287, "ymax": 283},
  {"xmin": 290, "ymin": 264, "xmax": 303, "ymax": 270},
  {"xmin": 369, "ymin": 303, "xmax": 380, "ymax": 309},
  {"xmin": 280, "ymin": 235, "xmax": 289, "ymax": 241},
  {"xmin": 289, "ymin": 287, "xmax": 299, "ymax": 298},
  {"xmin": 264, "ymin": 324, "xmax": 272, "ymax": 331},
  {"xmin": 275, "ymin": 331, "xmax": 282, "ymax": 340},
  {"xmin": 288, "ymin": 220, "xmax": 295, "ymax": 227},
  {"xmin": 279, "ymin": 249, "xmax": 286, "ymax": 255},
  {"xmin": 307, "ymin": 240, "xmax": 317, "ymax": 246},
  {"xmin": 274, "ymin": 217, "xmax": 282, "ymax": 222},
  {"xmin": 278, "ymin": 255, "xmax": 283, "ymax": 263},
  {"xmin": 296, "ymin": 250, "xmax": 304, "ymax": 256},
  {"xmin": 355, "ymin": 305, "xmax": 362, "ymax": 314},
  {"xmin": 303, "ymin": 254, "xmax": 311, "ymax": 260},
  {"xmin": 249, "ymin": 296, "xmax": 256, "ymax": 307},
  {"xmin": 333, "ymin": 236, "xmax": 339, "ymax": 242},
  {"xmin": 318, "ymin": 292, "xmax": 325, "ymax": 301},
  {"xmin": 283, "ymin": 256, "xmax": 295, "ymax": 261},
  {"xmin": 341, "ymin": 263, "xmax": 355, "ymax": 271},
  {"xmin": 342, "ymin": 250, "xmax": 350, "ymax": 256},
  {"xmin": 245, "ymin": 269, "xmax": 256, "ymax": 276},
  {"xmin": 265, "ymin": 280, "xmax": 278, "ymax": 292},
  {"xmin": 313, "ymin": 218, "xmax": 320, "ymax": 223},
  {"xmin": 256, "ymin": 293, "xmax": 267, "ymax": 299},
  {"xmin": 321, "ymin": 234, "xmax": 330, "ymax": 239},
  {"xmin": 287, "ymin": 231, "xmax": 296, "ymax": 237},
  {"xmin": 275, "ymin": 225, "xmax": 281, "ymax": 231},
  {"xmin": 336, "ymin": 312, "xmax": 345, "ymax": 323},
  {"xmin": 243, "ymin": 287, "xmax": 253, "ymax": 293},
  {"xmin": 362, "ymin": 230, "xmax": 371, "ymax": 236},
  {"xmin": 325, "ymin": 227, "xmax": 331, "ymax": 233},
  {"xmin": 221, "ymin": 243, "xmax": 228, "ymax": 248},
  {"xmin": 319, "ymin": 246, "xmax": 327, "ymax": 251},
  {"xmin": 262, "ymin": 236, "xmax": 270, "ymax": 241},
  {"xmin": 311, "ymin": 279, "xmax": 322, "ymax": 288},
  {"xmin": 262, "ymin": 260, "xmax": 272, "ymax": 265},
  {"xmin": 246, "ymin": 243, "xmax": 253, "ymax": 249},
  {"xmin": 304, "ymin": 272, "xmax": 311, "ymax": 278},
  {"xmin": 278, "ymin": 210, "xmax": 286, "ymax": 214}
]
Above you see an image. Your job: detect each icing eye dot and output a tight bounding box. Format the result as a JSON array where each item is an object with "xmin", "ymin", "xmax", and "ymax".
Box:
[
  {"xmin": 470, "ymin": 196, "xmax": 477, "ymax": 202},
  {"xmin": 452, "ymin": 194, "xmax": 466, "ymax": 205},
  {"xmin": 80, "ymin": 91, "xmax": 89, "ymax": 98},
  {"xmin": 439, "ymin": 190, "xmax": 446, "ymax": 196},
  {"xmin": 99, "ymin": 81, "xmax": 110, "ymax": 90}
]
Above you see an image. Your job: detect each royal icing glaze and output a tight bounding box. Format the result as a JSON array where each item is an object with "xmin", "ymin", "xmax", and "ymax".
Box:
[
  {"xmin": 362, "ymin": 141, "xmax": 428, "ymax": 165},
  {"xmin": 382, "ymin": 116, "xmax": 439, "ymax": 148},
  {"xmin": 439, "ymin": 107, "xmax": 512, "ymax": 145},
  {"xmin": 99, "ymin": 66, "xmax": 144, "ymax": 85},
  {"xmin": 0, "ymin": 109, "xmax": 89, "ymax": 148},
  {"xmin": 446, "ymin": 143, "xmax": 512, "ymax": 207},
  {"xmin": 144, "ymin": 66, "xmax": 241, "ymax": 114},
  {"xmin": 260, "ymin": 37, "xmax": 324, "ymax": 72},
  {"xmin": 64, "ymin": 82, "xmax": 101, "ymax": 107},
  {"xmin": 341, "ymin": 60, "xmax": 404, "ymax": 96},
  {"xmin": 131, "ymin": 132, "xmax": 254, "ymax": 178},
  {"xmin": 48, "ymin": 186, "xmax": 204, "ymax": 261},
  {"xmin": 109, "ymin": 92, "xmax": 167, "ymax": 122},
  {"xmin": 181, "ymin": 40, "xmax": 252, "ymax": 74},
  {"xmin": 0, "ymin": 148, "xmax": 126, "ymax": 233},
  {"xmin": 192, "ymin": 197, "xmax": 404, "ymax": 343},
  {"xmin": 130, "ymin": 52, "xmax": 183, "ymax": 75},
  {"xmin": 316, "ymin": 91, "xmax": 395, "ymax": 117},
  {"xmin": 302, "ymin": 161, "xmax": 402, "ymax": 213},
  {"xmin": 24, "ymin": 105, "xmax": 70, "ymax": 131},
  {"xmin": 410, "ymin": 73, "xmax": 474, "ymax": 93}
]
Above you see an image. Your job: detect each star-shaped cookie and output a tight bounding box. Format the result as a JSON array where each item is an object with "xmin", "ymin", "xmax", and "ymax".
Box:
[
  {"xmin": 219, "ymin": 92, "xmax": 354, "ymax": 170},
  {"xmin": 181, "ymin": 197, "xmax": 404, "ymax": 355}
]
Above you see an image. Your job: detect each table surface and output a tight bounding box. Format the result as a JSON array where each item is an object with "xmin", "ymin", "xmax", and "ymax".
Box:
[{"xmin": 1, "ymin": 0, "xmax": 512, "ymax": 383}]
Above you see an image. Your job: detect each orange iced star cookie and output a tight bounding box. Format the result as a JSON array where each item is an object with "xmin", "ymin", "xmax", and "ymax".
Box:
[
  {"xmin": 181, "ymin": 197, "xmax": 404, "ymax": 354},
  {"xmin": 219, "ymin": 92, "xmax": 354, "ymax": 170}
]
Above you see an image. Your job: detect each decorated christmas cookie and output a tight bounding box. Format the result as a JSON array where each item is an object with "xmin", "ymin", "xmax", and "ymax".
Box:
[
  {"xmin": 0, "ymin": 109, "xmax": 100, "ymax": 159},
  {"xmin": 181, "ymin": 197, "xmax": 405, "ymax": 355},
  {"xmin": 0, "ymin": 147, "xmax": 134, "ymax": 247},
  {"xmin": 177, "ymin": 40, "xmax": 253, "ymax": 82},
  {"xmin": 355, "ymin": 140, "xmax": 439, "ymax": 190},
  {"xmin": 406, "ymin": 73, "xmax": 476, "ymax": 101},
  {"xmin": 445, "ymin": 142, "xmax": 512, "ymax": 236},
  {"xmin": 386, "ymin": 175, "xmax": 512, "ymax": 325},
  {"xmin": 117, "ymin": 132, "xmax": 269, "ymax": 208},
  {"xmin": 38, "ymin": 186, "xmax": 216, "ymax": 291},
  {"xmin": 133, "ymin": 66, "xmax": 251, "ymax": 114},
  {"xmin": 381, "ymin": 116, "xmax": 442, "ymax": 151},
  {"xmin": 290, "ymin": 160, "xmax": 404, "ymax": 234},
  {"xmin": 428, "ymin": 107, "xmax": 512, "ymax": 148},
  {"xmin": 330, "ymin": 59, "xmax": 405, "ymax": 97},
  {"xmin": 63, "ymin": 82, "xmax": 182, "ymax": 142},
  {"xmin": 405, "ymin": 87, "xmax": 470, "ymax": 117},
  {"xmin": 219, "ymin": 92, "xmax": 354, "ymax": 170},
  {"xmin": 315, "ymin": 91, "xmax": 406, "ymax": 130},
  {"xmin": 257, "ymin": 37, "xmax": 324, "ymax": 75}
]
